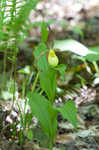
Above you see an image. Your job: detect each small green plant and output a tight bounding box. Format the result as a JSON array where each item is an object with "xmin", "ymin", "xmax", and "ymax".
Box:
[
  {"xmin": 85, "ymin": 46, "xmax": 99, "ymax": 85},
  {"xmin": 27, "ymin": 28, "xmax": 99, "ymax": 149},
  {"xmin": 27, "ymin": 25, "xmax": 77, "ymax": 150}
]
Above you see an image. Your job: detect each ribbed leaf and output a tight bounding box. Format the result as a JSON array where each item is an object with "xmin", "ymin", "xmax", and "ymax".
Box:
[
  {"xmin": 27, "ymin": 92, "xmax": 58, "ymax": 141},
  {"xmin": 34, "ymin": 43, "xmax": 49, "ymax": 72},
  {"xmin": 40, "ymin": 68, "xmax": 57, "ymax": 103},
  {"xmin": 58, "ymin": 100, "xmax": 77, "ymax": 130},
  {"xmin": 54, "ymin": 39, "xmax": 97, "ymax": 56}
]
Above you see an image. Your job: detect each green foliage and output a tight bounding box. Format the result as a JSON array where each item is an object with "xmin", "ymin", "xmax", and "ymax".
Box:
[
  {"xmin": 0, "ymin": 2, "xmax": 81, "ymax": 149},
  {"xmin": 11, "ymin": 0, "xmax": 39, "ymax": 32},
  {"xmin": 76, "ymin": 74, "xmax": 87, "ymax": 87},
  {"xmin": 27, "ymin": 92, "xmax": 58, "ymax": 146},
  {"xmin": 27, "ymin": 40, "xmax": 78, "ymax": 149},
  {"xmin": 85, "ymin": 54, "xmax": 99, "ymax": 61},
  {"xmin": 41, "ymin": 22, "xmax": 49, "ymax": 43},
  {"xmin": 27, "ymin": 91, "xmax": 77, "ymax": 149},
  {"xmin": 34, "ymin": 42, "xmax": 49, "ymax": 71},
  {"xmin": 54, "ymin": 39, "xmax": 99, "ymax": 87},
  {"xmin": 55, "ymin": 64, "xmax": 66, "ymax": 81},
  {"xmin": 89, "ymin": 45, "xmax": 99, "ymax": 53},
  {"xmin": 25, "ymin": 129, "xmax": 33, "ymax": 140},
  {"xmin": 40, "ymin": 68, "xmax": 57, "ymax": 103},
  {"xmin": 54, "ymin": 39, "xmax": 97, "ymax": 56},
  {"xmin": 0, "ymin": 0, "xmax": 39, "ymax": 51},
  {"xmin": 18, "ymin": 65, "xmax": 30, "ymax": 75},
  {"xmin": 57, "ymin": 100, "xmax": 77, "ymax": 130}
]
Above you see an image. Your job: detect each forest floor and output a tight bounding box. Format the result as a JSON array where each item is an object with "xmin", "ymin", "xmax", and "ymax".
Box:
[{"xmin": 0, "ymin": 0, "xmax": 99, "ymax": 150}]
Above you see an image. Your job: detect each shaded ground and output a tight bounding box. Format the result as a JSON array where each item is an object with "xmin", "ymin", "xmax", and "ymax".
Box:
[{"xmin": 0, "ymin": 0, "xmax": 99, "ymax": 150}]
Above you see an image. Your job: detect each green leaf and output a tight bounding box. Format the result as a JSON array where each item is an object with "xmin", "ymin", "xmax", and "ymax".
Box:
[
  {"xmin": 40, "ymin": 68, "xmax": 57, "ymax": 103},
  {"xmin": 8, "ymin": 56, "xmax": 17, "ymax": 63},
  {"xmin": 41, "ymin": 22, "xmax": 49, "ymax": 43},
  {"xmin": 18, "ymin": 65, "xmax": 30, "ymax": 74},
  {"xmin": 55, "ymin": 64, "xmax": 66, "ymax": 81},
  {"xmin": 25, "ymin": 129, "xmax": 33, "ymax": 140},
  {"xmin": 34, "ymin": 43, "xmax": 49, "ymax": 71},
  {"xmin": 76, "ymin": 74, "xmax": 87, "ymax": 86},
  {"xmin": 27, "ymin": 92, "xmax": 58, "ymax": 142},
  {"xmin": 58, "ymin": 100, "xmax": 77, "ymax": 130},
  {"xmin": 85, "ymin": 54, "xmax": 99, "ymax": 62},
  {"xmin": 89, "ymin": 45, "xmax": 99, "ymax": 53},
  {"xmin": 54, "ymin": 39, "xmax": 97, "ymax": 56},
  {"xmin": 12, "ymin": 0, "xmax": 40, "ymax": 32}
]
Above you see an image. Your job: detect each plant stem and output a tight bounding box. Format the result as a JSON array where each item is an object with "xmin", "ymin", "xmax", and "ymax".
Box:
[
  {"xmin": 39, "ymin": 89, "xmax": 44, "ymax": 95},
  {"xmin": 32, "ymin": 72, "xmax": 39, "ymax": 92},
  {"xmin": 49, "ymin": 144, "xmax": 53, "ymax": 150},
  {"xmin": 10, "ymin": 51, "xmax": 17, "ymax": 112},
  {"xmin": 92, "ymin": 61, "xmax": 99, "ymax": 73},
  {"xmin": 49, "ymin": 140, "xmax": 53, "ymax": 150},
  {"xmin": 22, "ymin": 76, "xmax": 27, "ymax": 98},
  {"xmin": 3, "ymin": 47, "xmax": 7, "ymax": 89}
]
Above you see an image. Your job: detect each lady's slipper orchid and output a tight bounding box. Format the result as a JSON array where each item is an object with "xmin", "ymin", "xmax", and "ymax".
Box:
[{"xmin": 48, "ymin": 49, "xmax": 59, "ymax": 67}]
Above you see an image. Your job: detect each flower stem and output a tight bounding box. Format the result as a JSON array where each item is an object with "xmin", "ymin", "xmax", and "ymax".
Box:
[{"xmin": 32, "ymin": 72, "xmax": 39, "ymax": 92}]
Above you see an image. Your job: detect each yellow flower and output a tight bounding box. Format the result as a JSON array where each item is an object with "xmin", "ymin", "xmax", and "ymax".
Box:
[{"xmin": 48, "ymin": 49, "xmax": 59, "ymax": 67}]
